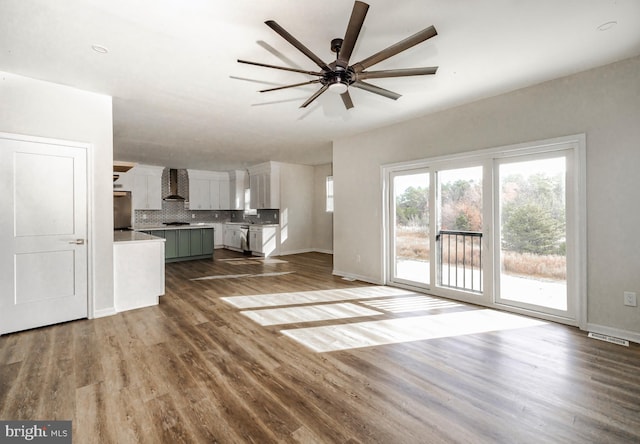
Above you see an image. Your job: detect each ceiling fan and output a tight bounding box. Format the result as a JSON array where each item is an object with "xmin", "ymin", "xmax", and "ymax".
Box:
[{"xmin": 238, "ymin": 0, "xmax": 438, "ymax": 109}]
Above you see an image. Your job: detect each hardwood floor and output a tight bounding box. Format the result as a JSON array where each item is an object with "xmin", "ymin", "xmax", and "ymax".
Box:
[{"xmin": 1, "ymin": 250, "xmax": 639, "ymax": 443}]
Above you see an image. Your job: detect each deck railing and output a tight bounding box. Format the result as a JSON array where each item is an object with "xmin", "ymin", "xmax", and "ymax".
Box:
[{"xmin": 436, "ymin": 230, "xmax": 483, "ymax": 293}]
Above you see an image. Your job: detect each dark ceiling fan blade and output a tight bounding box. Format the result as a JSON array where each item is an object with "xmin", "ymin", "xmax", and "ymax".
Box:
[
  {"xmin": 265, "ymin": 20, "xmax": 331, "ymax": 71},
  {"xmin": 351, "ymin": 81, "xmax": 401, "ymax": 100},
  {"xmin": 237, "ymin": 59, "xmax": 323, "ymax": 76},
  {"xmin": 341, "ymin": 91, "xmax": 354, "ymax": 109},
  {"xmin": 337, "ymin": 1, "xmax": 369, "ymax": 68},
  {"xmin": 351, "ymin": 25, "xmax": 437, "ymax": 72},
  {"xmin": 300, "ymin": 84, "xmax": 330, "ymax": 108},
  {"xmin": 357, "ymin": 66, "xmax": 438, "ymax": 80},
  {"xmin": 260, "ymin": 79, "xmax": 322, "ymax": 93}
]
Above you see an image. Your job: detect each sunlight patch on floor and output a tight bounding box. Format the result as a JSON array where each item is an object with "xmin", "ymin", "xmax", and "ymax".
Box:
[
  {"xmin": 227, "ymin": 258, "xmax": 288, "ymax": 265},
  {"xmin": 281, "ymin": 309, "xmax": 547, "ymax": 352},
  {"xmin": 217, "ymin": 257, "xmax": 288, "ymax": 264},
  {"xmin": 240, "ymin": 303, "xmax": 383, "ymax": 326},
  {"xmin": 191, "ymin": 271, "xmax": 294, "ymax": 281},
  {"xmin": 221, "ymin": 286, "xmax": 415, "ymax": 309},
  {"xmin": 361, "ymin": 296, "xmax": 464, "ymax": 313}
]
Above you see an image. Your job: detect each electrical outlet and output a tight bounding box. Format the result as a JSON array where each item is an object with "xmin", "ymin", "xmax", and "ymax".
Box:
[
  {"xmin": 192, "ymin": 214, "xmax": 196, "ymax": 219},
  {"xmin": 624, "ymin": 291, "xmax": 637, "ymax": 307},
  {"xmin": 142, "ymin": 214, "xmax": 147, "ymax": 220}
]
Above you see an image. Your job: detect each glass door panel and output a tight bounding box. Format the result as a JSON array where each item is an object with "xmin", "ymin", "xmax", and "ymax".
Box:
[
  {"xmin": 497, "ymin": 155, "xmax": 568, "ymax": 313},
  {"xmin": 390, "ymin": 169, "xmax": 430, "ymax": 287},
  {"xmin": 436, "ymin": 166, "xmax": 484, "ymax": 294}
]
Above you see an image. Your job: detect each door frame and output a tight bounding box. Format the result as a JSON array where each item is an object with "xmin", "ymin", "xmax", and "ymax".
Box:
[
  {"xmin": 0, "ymin": 131, "xmax": 94, "ymax": 322},
  {"xmin": 382, "ymin": 134, "xmax": 587, "ymax": 327}
]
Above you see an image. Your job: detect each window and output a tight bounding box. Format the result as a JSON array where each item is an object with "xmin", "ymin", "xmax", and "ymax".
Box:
[{"xmin": 326, "ymin": 176, "xmax": 334, "ymax": 212}]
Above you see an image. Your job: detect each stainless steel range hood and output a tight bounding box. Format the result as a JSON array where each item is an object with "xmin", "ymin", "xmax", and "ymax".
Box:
[{"xmin": 163, "ymin": 168, "xmax": 185, "ymax": 201}]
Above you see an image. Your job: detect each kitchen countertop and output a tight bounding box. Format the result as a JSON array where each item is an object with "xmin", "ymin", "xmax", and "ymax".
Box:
[
  {"xmin": 133, "ymin": 223, "xmax": 218, "ymax": 231},
  {"xmin": 114, "ymin": 230, "xmax": 166, "ymax": 243},
  {"xmin": 225, "ymin": 222, "xmax": 279, "ymax": 227}
]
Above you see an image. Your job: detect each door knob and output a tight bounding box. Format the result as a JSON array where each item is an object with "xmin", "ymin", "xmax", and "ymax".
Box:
[{"xmin": 68, "ymin": 239, "xmax": 85, "ymax": 245}]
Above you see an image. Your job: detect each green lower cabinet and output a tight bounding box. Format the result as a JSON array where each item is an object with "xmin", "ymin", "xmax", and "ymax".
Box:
[
  {"xmin": 202, "ymin": 229, "xmax": 214, "ymax": 255},
  {"xmin": 178, "ymin": 230, "xmax": 191, "ymax": 257},
  {"xmin": 163, "ymin": 230, "xmax": 178, "ymax": 259},
  {"xmin": 143, "ymin": 228, "xmax": 215, "ymax": 262},
  {"xmin": 190, "ymin": 229, "xmax": 204, "ymax": 256}
]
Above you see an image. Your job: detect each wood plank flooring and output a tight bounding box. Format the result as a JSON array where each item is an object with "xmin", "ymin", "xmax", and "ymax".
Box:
[{"xmin": 1, "ymin": 250, "xmax": 639, "ymax": 443}]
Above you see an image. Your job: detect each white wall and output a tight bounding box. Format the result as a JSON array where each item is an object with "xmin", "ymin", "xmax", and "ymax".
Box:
[
  {"xmin": 0, "ymin": 71, "xmax": 115, "ymax": 316},
  {"xmin": 333, "ymin": 55, "xmax": 640, "ymax": 340},
  {"xmin": 312, "ymin": 163, "xmax": 333, "ymax": 254},
  {"xmin": 278, "ymin": 162, "xmax": 314, "ymax": 255}
]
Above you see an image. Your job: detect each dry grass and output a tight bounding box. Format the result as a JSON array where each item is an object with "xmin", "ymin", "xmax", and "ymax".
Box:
[
  {"xmin": 501, "ymin": 251, "xmax": 566, "ymax": 280},
  {"xmin": 396, "ymin": 228, "xmax": 430, "ymax": 260},
  {"xmin": 395, "ymin": 227, "xmax": 566, "ymax": 281}
]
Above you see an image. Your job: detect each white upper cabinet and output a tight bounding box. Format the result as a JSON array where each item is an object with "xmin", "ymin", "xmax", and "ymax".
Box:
[
  {"xmin": 131, "ymin": 165, "xmax": 163, "ymax": 210},
  {"xmin": 187, "ymin": 169, "xmax": 230, "ymax": 210},
  {"xmin": 229, "ymin": 170, "xmax": 247, "ymax": 210},
  {"xmin": 248, "ymin": 162, "xmax": 280, "ymax": 209},
  {"xmin": 189, "ymin": 177, "xmax": 211, "ymax": 210}
]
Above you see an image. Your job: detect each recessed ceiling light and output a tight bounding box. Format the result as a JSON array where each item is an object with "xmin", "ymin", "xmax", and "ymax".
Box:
[
  {"xmin": 91, "ymin": 44, "xmax": 109, "ymax": 54},
  {"xmin": 597, "ymin": 21, "xmax": 617, "ymax": 31}
]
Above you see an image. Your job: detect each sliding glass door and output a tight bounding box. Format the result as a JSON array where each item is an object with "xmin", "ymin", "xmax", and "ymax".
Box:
[
  {"xmin": 385, "ymin": 136, "xmax": 584, "ymax": 324},
  {"xmin": 436, "ymin": 166, "xmax": 484, "ymax": 294},
  {"xmin": 389, "ymin": 169, "xmax": 430, "ymax": 288},
  {"xmin": 495, "ymin": 152, "xmax": 573, "ymax": 318}
]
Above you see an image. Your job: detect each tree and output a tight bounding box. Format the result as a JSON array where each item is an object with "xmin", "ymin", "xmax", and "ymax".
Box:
[
  {"xmin": 440, "ymin": 179, "xmax": 482, "ymax": 231},
  {"xmin": 501, "ymin": 203, "xmax": 563, "ymax": 254},
  {"xmin": 396, "ymin": 186, "xmax": 429, "ymax": 227},
  {"xmin": 500, "ymin": 171, "xmax": 566, "ymax": 255}
]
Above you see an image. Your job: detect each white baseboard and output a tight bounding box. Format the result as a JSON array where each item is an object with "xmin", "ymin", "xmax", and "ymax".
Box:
[
  {"xmin": 93, "ymin": 307, "xmax": 117, "ymax": 319},
  {"xmin": 332, "ymin": 269, "xmax": 384, "ymax": 285},
  {"xmin": 586, "ymin": 323, "xmax": 640, "ymax": 345},
  {"xmin": 277, "ymin": 248, "xmax": 315, "ymax": 256},
  {"xmin": 313, "ymin": 249, "xmax": 333, "ymax": 255}
]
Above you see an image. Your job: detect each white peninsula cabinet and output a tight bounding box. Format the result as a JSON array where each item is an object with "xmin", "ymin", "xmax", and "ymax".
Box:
[
  {"xmin": 132, "ymin": 165, "xmax": 163, "ymax": 210},
  {"xmin": 113, "ymin": 231, "xmax": 165, "ymax": 312},
  {"xmin": 187, "ymin": 169, "xmax": 230, "ymax": 210},
  {"xmin": 248, "ymin": 161, "xmax": 280, "ymax": 209}
]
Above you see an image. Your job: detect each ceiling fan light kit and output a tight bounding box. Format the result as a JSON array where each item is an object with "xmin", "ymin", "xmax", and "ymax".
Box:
[{"xmin": 238, "ymin": 0, "xmax": 439, "ymax": 110}]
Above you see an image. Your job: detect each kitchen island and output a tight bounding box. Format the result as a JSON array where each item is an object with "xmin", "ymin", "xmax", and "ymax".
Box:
[
  {"xmin": 113, "ymin": 230, "xmax": 165, "ymax": 312},
  {"xmin": 134, "ymin": 223, "xmax": 216, "ymax": 262}
]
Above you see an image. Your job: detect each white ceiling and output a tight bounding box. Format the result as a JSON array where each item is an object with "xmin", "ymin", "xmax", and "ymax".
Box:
[{"xmin": 2, "ymin": 0, "xmax": 640, "ymax": 170}]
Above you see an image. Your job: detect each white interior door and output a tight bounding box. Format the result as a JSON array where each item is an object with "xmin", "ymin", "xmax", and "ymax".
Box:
[{"xmin": 0, "ymin": 135, "xmax": 88, "ymax": 335}]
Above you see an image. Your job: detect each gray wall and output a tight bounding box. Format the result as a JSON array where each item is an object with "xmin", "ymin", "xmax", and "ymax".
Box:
[
  {"xmin": 1, "ymin": 71, "xmax": 114, "ymax": 316},
  {"xmin": 278, "ymin": 162, "xmax": 314, "ymax": 255},
  {"xmin": 333, "ymin": 55, "xmax": 640, "ymax": 341}
]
